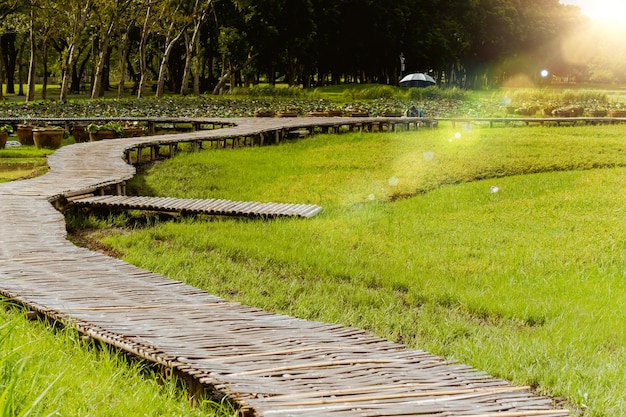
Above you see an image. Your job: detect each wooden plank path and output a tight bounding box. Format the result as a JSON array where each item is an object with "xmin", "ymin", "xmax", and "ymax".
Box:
[
  {"xmin": 442, "ymin": 116, "xmax": 626, "ymax": 128},
  {"xmin": 0, "ymin": 117, "xmax": 569, "ymax": 416},
  {"xmin": 70, "ymin": 195, "xmax": 323, "ymax": 218}
]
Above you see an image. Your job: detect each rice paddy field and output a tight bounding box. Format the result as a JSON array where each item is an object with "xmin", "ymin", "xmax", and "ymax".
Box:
[{"xmin": 70, "ymin": 122, "xmax": 626, "ymax": 416}]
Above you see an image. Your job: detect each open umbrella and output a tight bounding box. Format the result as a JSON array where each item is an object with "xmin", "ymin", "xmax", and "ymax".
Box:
[{"xmin": 399, "ymin": 73, "xmax": 436, "ymax": 88}]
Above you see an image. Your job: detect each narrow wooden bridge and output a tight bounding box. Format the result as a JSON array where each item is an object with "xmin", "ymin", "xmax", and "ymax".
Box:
[
  {"xmin": 0, "ymin": 116, "xmax": 569, "ymax": 416},
  {"xmin": 71, "ymin": 195, "xmax": 323, "ymax": 218}
]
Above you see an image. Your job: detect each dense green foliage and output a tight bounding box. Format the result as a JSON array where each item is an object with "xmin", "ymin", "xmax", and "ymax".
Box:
[
  {"xmin": 0, "ymin": 304, "xmax": 236, "ymax": 416},
  {"xmin": 83, "ymin": 125, "xmax": 626, "ymax": 416},
  {"xmin": 0, "ymin": 0, "xmax": 597, "ymax": 101}
]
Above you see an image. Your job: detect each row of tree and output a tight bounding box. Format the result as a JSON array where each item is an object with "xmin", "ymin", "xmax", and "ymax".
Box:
[{"xmin": 0, "ymin": 0, "xmax": 593, "ymax": 101}]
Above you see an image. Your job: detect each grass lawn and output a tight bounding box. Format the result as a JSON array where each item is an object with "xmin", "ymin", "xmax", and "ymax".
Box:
[
  {"xmin": 0, "ymin": 146, "xmax": 54, "ymax": 182},
  {"xmin": 75, "ymin": 123, "xmax": 626, "ymax": 417}
]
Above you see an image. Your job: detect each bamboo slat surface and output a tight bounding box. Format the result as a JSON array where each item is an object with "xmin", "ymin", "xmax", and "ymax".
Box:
[
  {"xmin": 71, "ymin": 195, "xmax": 323, "ymax": 218},
  {"xmin": 0, "ymin": 117, "xmax": 569, "ymax": 416}
]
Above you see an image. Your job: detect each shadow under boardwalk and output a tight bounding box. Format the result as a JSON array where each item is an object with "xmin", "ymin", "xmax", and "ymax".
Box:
[{"xmin": 71, "ymin": 195, "xmax": 323, "ymax": 218}]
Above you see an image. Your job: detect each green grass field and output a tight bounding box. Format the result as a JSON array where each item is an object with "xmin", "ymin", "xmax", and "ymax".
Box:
[
  {"xmin": 0, "ymin": 304, "xmax": 236, "ymax": 416},
  {"xmin": 0, "ymin": 146, "xmax": 54, "ymax": 182},
  {"xmin": 76, "ymin": 123, "xmax": 626, "ymax": 416}
]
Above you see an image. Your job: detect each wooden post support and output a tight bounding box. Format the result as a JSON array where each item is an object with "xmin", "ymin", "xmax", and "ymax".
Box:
[
  {"xmin": 136, "ymin": 147, "xmax": 144, "ymax": 163},
  {"xmin": 115, "ymin": 182, "xmax": 126, "ymax": 196}
]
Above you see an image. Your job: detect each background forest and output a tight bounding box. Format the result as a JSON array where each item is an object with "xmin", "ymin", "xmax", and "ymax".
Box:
[{"xmin": 0, "ymin": 0, "xmax": 622, "ymax": 102}]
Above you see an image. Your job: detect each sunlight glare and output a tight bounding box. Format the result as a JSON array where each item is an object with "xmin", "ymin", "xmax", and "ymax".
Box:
[
  {"xmin": 562, "ymin": 1, "xmax": 626, "ymax": 28},
  {"xmin": 584, "ymin": 3, "xmax": 626, "ymax": 24}
]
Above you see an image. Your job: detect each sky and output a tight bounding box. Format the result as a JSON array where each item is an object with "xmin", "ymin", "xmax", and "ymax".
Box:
[{"xmin": 560, "ymin": 0, "xmax": 626, "ymax": 22}]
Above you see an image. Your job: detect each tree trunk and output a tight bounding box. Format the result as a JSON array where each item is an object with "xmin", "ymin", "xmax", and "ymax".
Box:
[
  {"xmin": 212, "ymin": 69, "xmax": 230, "ymax": 95},
  {"xmin": 91, "ymin": 21, "xmax": 114, "ymax": 99},
  {"xmin": 180, "ymin": 12, "xmax": 205, "ymax": 96},
  {"xmin": 17, "ymin": 36, "xmax": 26, "ymax": 96},
  {"xmin": 192, "ymin": 31, "xmax": 201, "ymax": 96},
  {"xmin": 26, "ymin": 6, "xmax": 36, "ymax": 102},
  {"xmin": 155, "ymin": 28, "xmax": 186, "ymax": 98},
  {"xmin": 212, "ymin": 52, "xmax": 257, "ymax": 95},
  {"xmin": 60, "ymin": 45, "xmax": 76, "ymax": 101},
  {"xmin": 180, "ymin": 31, "xmax": 193, "ymax": 95},
  {"xmin": 100, "ymin": 48, "xmax": 111, "ymax": 96},
  {"xmin": 41, "ymin": 43, "xmax": 48, "ymax": 100},
  {"xmin": 1, "ymin": 33, "xmax": 17, "ymax": 94},
  {"xmin": 137, "ymin": 5, "xmax": 152, "ymax": 99},
  {"xmin": 118, "ymin": 45, "xmax": 128, "ymax": 98},
  {"xmin": 0, "ymin": 44, "xmax": 4, "ymax": 100}
]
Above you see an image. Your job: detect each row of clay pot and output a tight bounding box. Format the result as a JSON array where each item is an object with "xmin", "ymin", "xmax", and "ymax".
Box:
[
  {"xmin": 1, "ymin": 126, "xmax": 64, "ymax": 150},
  {"xmin": 7, "ymin": 124, "xmax": 144, "ymax": 150}
]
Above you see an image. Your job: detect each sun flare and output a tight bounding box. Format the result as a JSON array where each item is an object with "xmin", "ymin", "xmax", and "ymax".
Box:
[
  {"xmin": 584, "ymin": 4, "xmax": 626, "ymax": 23},
  {"xmin": 562, "ymin": 0, "xmax": 626, "ymax": 27}
]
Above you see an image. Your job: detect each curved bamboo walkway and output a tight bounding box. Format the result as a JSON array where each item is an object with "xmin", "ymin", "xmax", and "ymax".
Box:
[{"xmin": 0, "ymin": 117, "xmax": 569, "ymax": 416}]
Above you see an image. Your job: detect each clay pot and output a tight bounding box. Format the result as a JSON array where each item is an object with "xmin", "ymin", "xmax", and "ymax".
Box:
[
  {"xmin": 32, "ymin": 129, "xmax": 64, "ymax": 150},
  {"xmin": 608, "ymin": 110, "xmax": 626, "ymax": 118},
  {"xmin": 89, "ymin": 129, "xmax": 118, "ymax": 141},
  {"xmin": 123, "ymin": 126, "xmax": 144, "ymax": 137},
  {"xmin": 71, "ymin": 124, "xmax": 90, "ymax": 143},
  {"xmin": 254, "ymin": 111, "xmax": 275, "ymax": 118},
  {"xmin": 276, "ymin": 111, "xmax": 298, "ymax": 118},
  {"xmin": 0, "ymin": 131, "xmax": 7, "ymax": 149},
  {"xmin": 16, "ymin": 125, "xmax": 34, "ymax": 145}
]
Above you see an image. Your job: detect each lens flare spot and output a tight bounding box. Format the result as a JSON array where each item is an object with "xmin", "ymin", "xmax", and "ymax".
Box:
[
  {"xmin": 454, "ymin": 132, "xmax": 462, "ymax": 139},
  {"xmin": 388, "ymin": 176, "xmax": 399, "ymax": 186},
  {"xmin": 423, "ymin": 151, "xmax": 435, "ymax": 161},
  {"xmin": 368, "ymin": 194, "xmax": 376, "ymax": 200}
]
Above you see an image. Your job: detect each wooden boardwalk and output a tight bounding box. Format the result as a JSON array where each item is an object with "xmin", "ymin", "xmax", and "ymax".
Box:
[
  {"xmin": 0, "ymin": 117, "xmax": 569, "ymax": 416},
  {"xmin": 71, "ymin": 195, "xmax": 323, "ymax": 218},
  {"xmin": 443, "ymin": 116, "xmax": 626, "ymax": 128}
]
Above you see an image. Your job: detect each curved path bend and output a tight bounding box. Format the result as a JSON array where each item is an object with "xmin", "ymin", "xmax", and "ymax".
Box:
[{"xmin": 0, "ymin": 117, "xmax": 568, "ymax": 417}]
